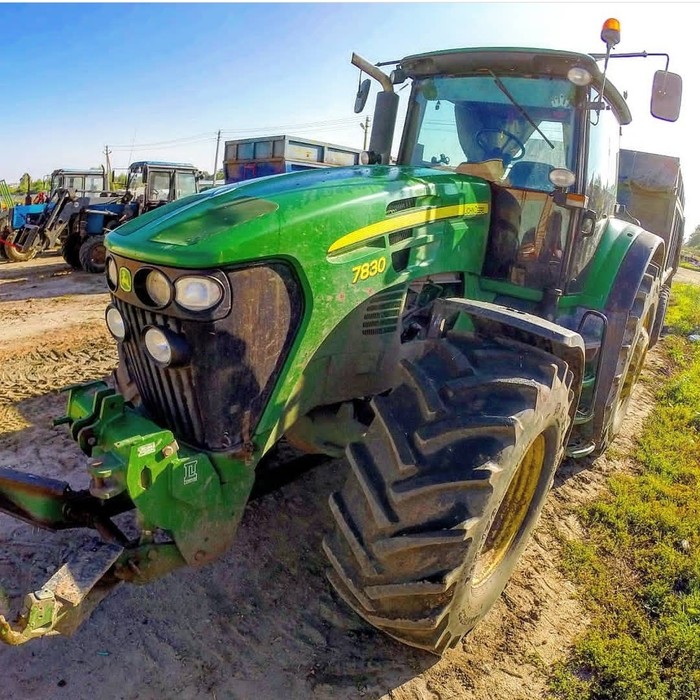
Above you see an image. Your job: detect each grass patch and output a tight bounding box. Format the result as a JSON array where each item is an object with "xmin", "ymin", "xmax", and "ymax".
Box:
[{"xmin": 550, "ymin": 284, "xmax": 700, "ymax": 700}]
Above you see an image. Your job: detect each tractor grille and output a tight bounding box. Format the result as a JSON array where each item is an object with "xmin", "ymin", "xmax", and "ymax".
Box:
[
  {"xmin": 117, "ymin": 302, "xmax": 207, "ymax": 446},
  {"xmin": 114, "ymin": 261, "xmax": 303, "ymax": 452},
  {"xmin": 362, "ymin": 286, "xmax": 405, "ymax": 336}
]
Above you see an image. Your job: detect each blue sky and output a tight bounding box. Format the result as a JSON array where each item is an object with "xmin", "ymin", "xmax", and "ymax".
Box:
[{"xmin": 1, "ymin": 2, "xmax": 696, "ymax": 232}]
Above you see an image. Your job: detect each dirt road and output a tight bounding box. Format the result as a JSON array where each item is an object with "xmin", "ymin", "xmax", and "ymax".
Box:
[{"xmin": 0, "ymin": 253, "xmax": 676, "ymax": 700}]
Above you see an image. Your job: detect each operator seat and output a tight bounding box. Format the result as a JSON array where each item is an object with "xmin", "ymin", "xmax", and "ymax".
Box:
[{"xmin": 507, "ymin": 161, "xmax": 554, "ymax": 191}]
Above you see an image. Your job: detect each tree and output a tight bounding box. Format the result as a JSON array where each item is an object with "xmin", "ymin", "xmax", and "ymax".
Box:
[{"xmin": 686, "ymin": 225, "xmax": 700, "ymax": 249}]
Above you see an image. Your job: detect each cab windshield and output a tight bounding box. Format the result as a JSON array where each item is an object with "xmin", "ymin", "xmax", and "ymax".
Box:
[{"xmin": 407, "ymin": 74, "xmax": 579, "ymax": 191}]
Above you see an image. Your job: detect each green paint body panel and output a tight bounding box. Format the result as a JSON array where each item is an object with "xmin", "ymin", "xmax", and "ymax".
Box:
[
  {"xmin": 560, "ymin": 218, "xmax": 642, "ymax": 311},
  {"xmin": 107, "ymin": 165, "xmax": 495, "ymax": 447}
]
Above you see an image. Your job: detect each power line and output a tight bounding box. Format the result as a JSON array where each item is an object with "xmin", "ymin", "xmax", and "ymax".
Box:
[{"xmin": 109, "ymin": 116, "xmax": 362, "ymax": 152}]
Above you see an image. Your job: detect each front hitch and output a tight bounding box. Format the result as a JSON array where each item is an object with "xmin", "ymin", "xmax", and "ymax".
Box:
[
  {"xmin": 0, "ymin": 540, "xmax": 123, "ymax": 645},
  {"xmin": 0, "ymin": 381, "xmax": 256, "ymax": 645}
]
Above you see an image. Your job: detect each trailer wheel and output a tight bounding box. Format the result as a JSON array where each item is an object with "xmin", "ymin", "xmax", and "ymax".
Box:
[
  {"xmin": 79, "ymin": 235, "xmax": 106, "ymax": 274},
  {"xmin": 649, "ymin": 284, "xmax": 671, "ymax": 348},
  {"xmin": 323, "ymin": 335, "xmax": 572, "ymax": 654},
  {"xmin": 3, "ymin": 230, "xmax": 38, "ymax": 263},
  {"xmin": 61, "ymin": 236, "xmax": 82, "ymax": 270}
]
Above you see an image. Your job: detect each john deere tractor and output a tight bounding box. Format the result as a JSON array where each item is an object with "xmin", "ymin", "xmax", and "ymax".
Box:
[{"xmin": 0, "ymin": 20, "xmax": 683, "ymax": 652}]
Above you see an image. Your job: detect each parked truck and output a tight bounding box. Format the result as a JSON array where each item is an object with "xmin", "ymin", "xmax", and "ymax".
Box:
[
  {"xmin": 223, "ymin": 135, "xmax": 361, "ymax": 184},
  {"xmin": 0, "ymin": 19, "xmax": 684, "ymax": 653},
  {"xmin": 617, "ymin": 149, "xmax": 685, "ymax": 344}
]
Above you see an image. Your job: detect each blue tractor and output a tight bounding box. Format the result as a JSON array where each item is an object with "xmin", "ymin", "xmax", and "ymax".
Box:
[
  {"xmin": 0, "ymin": 168, "xmax": 108, "ymax": 262},
  {"xmin": 2, "ymin": 161, "xmax": 200, "ymax": 272}
]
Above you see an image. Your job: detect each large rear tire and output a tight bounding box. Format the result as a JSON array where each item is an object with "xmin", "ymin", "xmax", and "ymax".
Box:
[
  {"xmin": 649, "ymin": 284, "xmax": 671, "ymax": 348},
  {"xmin": 596, "ymin": 270, "xmax": 657, "ymax": 454},
  {"xmin": 568, "ymin": 267, "xmax": 659, "ymax": 458},
  {"xmin": 61, "ymin": 236, "xmax": 82, "ymax": 270},
  {"xmin": 323, "ymin": 334, "xmax": 573, "ymax": 654}
]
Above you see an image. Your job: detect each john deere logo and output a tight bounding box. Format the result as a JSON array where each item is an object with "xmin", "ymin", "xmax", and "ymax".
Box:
[{"xmin": 119, "ymin": 267, "xmax": 132, "ymax": 292}]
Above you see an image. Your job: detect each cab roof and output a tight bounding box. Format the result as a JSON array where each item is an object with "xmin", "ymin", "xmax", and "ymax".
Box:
[
  {"xmin": 128, "ymin": 161, "xmax": 197, "ymax": 170},
  {"xmin": 399, "ymin": 47, "xmax": 631, "ymax": 125}
]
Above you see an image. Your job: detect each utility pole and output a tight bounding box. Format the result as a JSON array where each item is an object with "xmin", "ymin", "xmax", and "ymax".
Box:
[
  {"xmin": 104, "ymin": 145, "xmax": 112, "ymax": 189},
  {"xmin": 360, "ymin": 115, "xmax": 370, "ymax": 150},
  {"xmin": 213, "ymin": 130, "xmax": 221, "ymax": 185}
]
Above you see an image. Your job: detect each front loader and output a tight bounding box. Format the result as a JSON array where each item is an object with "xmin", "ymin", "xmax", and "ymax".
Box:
[{"xmin": 0, "ymin": 19, "xmax": 682, "ymax": 653}]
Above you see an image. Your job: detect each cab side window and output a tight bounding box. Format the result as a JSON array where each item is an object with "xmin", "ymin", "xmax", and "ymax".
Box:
[{"xmin": 570, "ymin": 92, "xmax": 621, "ymax": 285}]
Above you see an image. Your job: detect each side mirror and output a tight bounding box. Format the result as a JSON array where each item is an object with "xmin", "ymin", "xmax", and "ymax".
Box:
[
  {"xmin": 651, "ymin": 70, "xmax": 682, "ymax": 122},
  {"xmin": 354, "ymin": 78, "xmax": 371, "ymax": 114}
]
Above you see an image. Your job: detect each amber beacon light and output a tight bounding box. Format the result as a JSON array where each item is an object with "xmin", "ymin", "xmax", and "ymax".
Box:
[{"xmin": 601, "ymin": 18, "xmax": 621, "ymax": 48}]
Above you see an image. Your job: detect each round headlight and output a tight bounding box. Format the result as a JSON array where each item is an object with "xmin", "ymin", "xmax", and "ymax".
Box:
[
  {"xmin": 174, "ymin": 276, "xmax": 223, "ymax": 311},
  {"xmin": 567, "ymin": 67, "xmax": 592, "ymax": 86},
  {"xmin": 145, "ymin": 270, "xmax": 172, "ymax": 307},
  {"xmin": 105, "ymin": 306, "xmax": 126, "ymax": 341},
  {"xmin": 549, "ymin": 168, "xmax": 576, "ymax": 189},
  {"xmin": 144, "ymin": 327, "xmax": 172, "ymax": 365},
  {"xmin": 106, "ymin": 258, "xmax": 118, "ymax": 289}
]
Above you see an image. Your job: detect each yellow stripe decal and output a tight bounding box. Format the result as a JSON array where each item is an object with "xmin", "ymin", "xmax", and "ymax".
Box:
[{"xmin": 327, "ymin": 202, "xmax": 489, "ymax": 255}]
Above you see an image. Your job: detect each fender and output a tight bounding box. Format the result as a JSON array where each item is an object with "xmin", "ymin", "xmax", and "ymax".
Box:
[
  {"xmin": 428, "ymin": 297, "xmax": 585, "ymax": 432},
  {"xmin": 564, "ymin": 218, "xmax": 664, "ymax": 312},
  {"xmin": 570, "ymin": 227, "xmax": 664, "ymax": 452}
]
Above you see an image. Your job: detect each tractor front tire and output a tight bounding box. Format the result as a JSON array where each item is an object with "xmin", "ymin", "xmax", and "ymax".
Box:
[
  {"xmin": 3, "ymin": 231, "xmax": 38, "ymax": 263},
  {"xmin": 79, "ymin": 235, "xmax": 106, "ymax": 274},
  {"xmin": 61, "ymin": 236, "xmax": 82, "ymax": 270},
  {"xmin": 323, "ymin": 335, "xmax": 573, "ymax": 654}
]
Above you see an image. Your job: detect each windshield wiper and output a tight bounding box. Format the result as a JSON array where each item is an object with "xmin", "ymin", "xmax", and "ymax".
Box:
[{"xmin": 488, "ymin": 70, "xmax": 555, "ymax": 150}]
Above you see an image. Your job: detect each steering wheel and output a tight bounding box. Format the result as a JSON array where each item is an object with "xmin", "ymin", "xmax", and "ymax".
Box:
[
  {"xmin": 430, "ymin": 153, "xmax": 451, "ymax": 166},
  {"xmin": 475, "ymin": 129, "xmax": 526, "ymax": 164}
]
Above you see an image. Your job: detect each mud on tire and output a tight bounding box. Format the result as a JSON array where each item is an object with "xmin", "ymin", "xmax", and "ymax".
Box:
[{"xmin": 323, "ymin": 334, "xmax": 573, "ymax": 654}]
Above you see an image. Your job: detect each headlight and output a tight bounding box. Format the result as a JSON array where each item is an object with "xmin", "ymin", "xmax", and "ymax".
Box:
[
  {"xmin": 175, "ymin": 276, "xmax": 223, "ymax": 311},
  {"xmin": 144, "ymin": 327, "xmax": 172, "ymax": 365},
  {"xmin": 106, "ymin": 258, "xmax": 118, "ymax": 289},
  {"xmin": 567, "ymin": 67, "xmax": 592, "ymax": 86},
  {"xmin": 145, "ymin": 270, "xmax": 172, "ymax": 307},
  {"xmin": 105, "ymin": 306, "xmax": 126, "ymax": 341},
  {"xmin": 549, "ymin": 168, "xmax": 576, "ymax": 189}
]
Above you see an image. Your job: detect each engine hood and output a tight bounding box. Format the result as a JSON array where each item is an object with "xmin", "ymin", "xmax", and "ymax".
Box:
[{"xmin": 105, "ymin": 165, "xmax": 491, "ymax": 269}]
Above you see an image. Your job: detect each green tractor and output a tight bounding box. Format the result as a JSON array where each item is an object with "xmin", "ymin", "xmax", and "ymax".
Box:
[{"xmin": 0, "ymin": 20, "xmax": 683, "ymax": 652}]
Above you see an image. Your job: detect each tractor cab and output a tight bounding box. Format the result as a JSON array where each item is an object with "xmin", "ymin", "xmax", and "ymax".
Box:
[
  {"xmin": 49, "ymin": 168, "xmax": 108, "ymax": 198},
  {"xmin": 124, "ymin": 161, "xmax": 200, "ymax": 215},
  {"xmin": 357, "ymin": 33, "xmax": 681, "ymax": 303}
]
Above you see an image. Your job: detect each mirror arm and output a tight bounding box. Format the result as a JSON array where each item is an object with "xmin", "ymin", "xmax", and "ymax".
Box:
[{"xmin": 351, "ymin": 53, "xmax": 394, "ymax": 93}]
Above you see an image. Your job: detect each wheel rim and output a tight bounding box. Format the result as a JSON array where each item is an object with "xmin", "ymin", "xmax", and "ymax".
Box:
[
  {"xmin": 472, "ymin": 433, "xmax": 546, "ymax": 587},
  {"xmin": 612, "ymin": 330, "xmax": 648, "ymax": 435},
  {"xmin": 91, "ymin": 244, "xmax": 106, "ymax": 267}
]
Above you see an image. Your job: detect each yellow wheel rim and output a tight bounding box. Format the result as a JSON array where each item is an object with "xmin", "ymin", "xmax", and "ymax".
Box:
[{"xmin": 472, "ymin": 433, "xmax": 546, "ymax": 587}]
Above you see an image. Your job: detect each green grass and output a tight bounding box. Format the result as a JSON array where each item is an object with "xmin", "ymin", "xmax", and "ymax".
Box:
[{"xmin": 550, "ymin": 284, "xmax": 700, "ymax": 700}]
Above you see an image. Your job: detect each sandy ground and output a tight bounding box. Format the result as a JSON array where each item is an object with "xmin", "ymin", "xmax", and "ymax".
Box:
[{"xmin": 0, "ymin": 252, "xmax": 685, "ymax": 700}]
